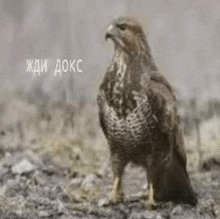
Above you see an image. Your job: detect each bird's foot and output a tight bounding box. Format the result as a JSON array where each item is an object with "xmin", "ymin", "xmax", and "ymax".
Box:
[
  {"xmin": 109, "ymin": 190, "xmax": 124, "ymax": 204},
  {"xmin": 145, "ymin": 183, "xmax": 157, "ymax": 210},
  {"xmin": 145, "ymin": 198, "xmax": 157, "ymax": 209},
  {"xmin": 109, "ymin": 176, "xmax": 124, "ymax": 204}
]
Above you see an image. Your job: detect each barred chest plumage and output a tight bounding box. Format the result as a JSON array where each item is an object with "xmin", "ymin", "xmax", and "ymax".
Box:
[{"xmin": 98, "ymin": 51, "xmax": 157, "ymax": 148}]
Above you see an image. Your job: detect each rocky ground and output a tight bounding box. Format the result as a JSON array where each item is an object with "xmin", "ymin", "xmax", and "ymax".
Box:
[
  {"xmin": 0, "ymin": 147, "xmax": 220, "ymax": 219},
  {"xmin": 0, "ymin": 99, "xmax": 220, "ymax": 218}
]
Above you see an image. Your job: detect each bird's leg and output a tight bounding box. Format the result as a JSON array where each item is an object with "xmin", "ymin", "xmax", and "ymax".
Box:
[
  {"xmin": 146, "ymin": 182, "xmax": 157, "ymax": 207},
  {"xmin": 147, "ymin": 170, "xmax": 150, "ymax": 192},
  {"xmin": 109, "ymin": 153, "xmax": 127, "ymax": 203},
  {"xmin": 109, "ymin": 176, "xmax": 123, "ymax": 203},
  {"xmin": 145, "ymin": 161, "xmax": 157, "ymax": 208}
]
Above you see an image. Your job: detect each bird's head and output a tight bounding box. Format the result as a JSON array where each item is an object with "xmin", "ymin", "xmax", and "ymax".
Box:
[{"xmin": 105, "ymin": 16, "xmax": 147, "ymax": 55}]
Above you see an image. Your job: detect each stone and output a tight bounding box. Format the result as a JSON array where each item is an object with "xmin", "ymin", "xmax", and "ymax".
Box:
[
  {"xmin": 211, "ymin": 181, "xmax": 220, "ymax": 187},
  {"xmin": 214, "ymin": 205, "xmax": 220, "ymax": 216},
  {"xmin": 12, "ymin": 158, "xmax": 37, "ymax": 175},
  {"xmin": 38, "ymin": 211, "xmax": 52, "ymax": 217},
  {"xmin": 69, "ymin": 178, "xmax": 82, "ymax": 188},
  {"xmin": 26, "ymin": 150, "xmax": 44, "ymax": 168},
  {"xmin": 81, "ymin": 174, "xmax": 98, "ymax": 188},
  {"xmin": 142, "ymin": 183, "xmax": 148, "ymax": 190},
  {"xmin": 171, "ymin": 205, "xmax": 183, "ymax": 215},
  {"xmin": 128, "ymin": 210, "xmax": 156, "ymax": 219},
  {"xmin": 98, "ymin": 198, "xmax": 109, "ymax": 207},
  {"xmin": 199, "ymin": 198, "xmax": 215, "ymax": 215}
]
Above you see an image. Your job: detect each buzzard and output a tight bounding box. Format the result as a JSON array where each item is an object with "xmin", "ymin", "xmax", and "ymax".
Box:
[{"xmin": 97, "ymin": 16, "xmax": 197, "ymax": 206}]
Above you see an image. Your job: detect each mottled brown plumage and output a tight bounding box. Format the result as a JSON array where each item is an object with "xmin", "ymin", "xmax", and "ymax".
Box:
[{"xmin": 97, "ymin": 16, "xmax": 197, "ymax": 206}]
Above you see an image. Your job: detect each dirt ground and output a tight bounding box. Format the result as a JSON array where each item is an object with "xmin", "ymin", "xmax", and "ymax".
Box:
[
  {"xmin": 0, "ymin": 145, "xmax": 220, "ymax": 219},
  {"xmin": 0, "ymin": 99, "xmax": 220, "ymax": 218}
]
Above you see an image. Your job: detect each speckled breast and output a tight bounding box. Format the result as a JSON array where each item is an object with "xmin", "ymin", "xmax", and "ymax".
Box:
[{"xmin": 101, "ymin": 92, "xmax": 157, "ymax": 148}]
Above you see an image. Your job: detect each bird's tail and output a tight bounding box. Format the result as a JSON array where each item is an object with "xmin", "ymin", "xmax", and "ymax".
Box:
[{"xmin": 152, "ymin": 120, "xmax": 198, "ymax": 206}]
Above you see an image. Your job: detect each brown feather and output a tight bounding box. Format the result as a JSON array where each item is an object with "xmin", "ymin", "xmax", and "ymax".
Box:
[{"xmin": 98, "ymin": 16, "xmax": 197, "ymax": 205}]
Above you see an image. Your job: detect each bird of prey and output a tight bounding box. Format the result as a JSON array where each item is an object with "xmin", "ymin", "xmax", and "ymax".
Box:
[{"xmin": 97, "ymin": 16, "xmax": 197, "ymax": 206}]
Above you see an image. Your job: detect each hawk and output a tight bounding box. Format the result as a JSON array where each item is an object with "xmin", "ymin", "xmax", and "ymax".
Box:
[{"xmin": 97, "ymin": 16, "xmax": 197, "ymax": 206}]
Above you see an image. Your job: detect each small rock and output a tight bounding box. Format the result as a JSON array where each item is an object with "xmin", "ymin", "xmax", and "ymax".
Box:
[
  {"xmin": 171, "ymin": 205, "xmax": 183, "ymax": 215},
  {"xmin": 129, "ymin": 210, "xmax": 156, "ymax": 219},
  {"xmin": 5, "ymin": 152, "xmax": 11, "ymax": 157},
  {"xmin": 12, "ymin": 158, "xmax": 37, "ymax": 174},
  {"xmin": 98, "ymin": 198, "xmax": 109, "ymax": 207},
  {"xmin": 14, "ymin": 210, "xmax": 23, "ymax": 216},
  {"xmin": 199, "ymin": 199, "xmax": 215, "ymax": 214},
  {"xmin": 69, "ymin": 178, "xmax": 82, "ymax": 188},
  {"xmin": 42, "ymin": 165, "xmax": 57, "ymax": 175},
  {"xmin": 26, "ymin": 150, "xmax": 44, "ymax": 167},
  {"xmin": 81, "ymin": 174, "xmax": 98, "ymax": 188},
  {"xmin": 38, "ymin": 211, "xmax": 52, "ymax": 217},
  {"xmin": 214, "ymin": 205, "xmax": 220, "ymax": 216},
  {"xmin": 127, "ymin": 191, "xmax": 146, "ymax": 202},
  {"xmin": 142, "ymin": 183, "xmax": 148, "ymax": 190},
  {"xmin": 211, "ymin": 181, "xmax": 220, "ymax": 187}
]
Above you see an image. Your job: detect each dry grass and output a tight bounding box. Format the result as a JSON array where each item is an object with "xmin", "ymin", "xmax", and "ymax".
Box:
[
  {"xmin": 0, "ymin": 90, "xmax": 219, "ymax": 175},
  {"xmin": 0, "ymin": 90, "xmax": 106, "ymax": 175}
]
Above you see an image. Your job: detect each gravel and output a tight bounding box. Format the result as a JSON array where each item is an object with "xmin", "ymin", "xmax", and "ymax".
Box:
[{"xmin": 0, "ymin": 149, "xmax": 219, "ymax": 219}]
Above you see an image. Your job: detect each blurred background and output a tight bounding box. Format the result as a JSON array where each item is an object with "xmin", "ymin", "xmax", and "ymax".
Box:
[{"xmin": 0, "ymin": 0, "xmax": 220, "ymax": 173}]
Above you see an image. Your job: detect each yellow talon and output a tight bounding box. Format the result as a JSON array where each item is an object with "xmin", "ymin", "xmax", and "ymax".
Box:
[
  {"xmin": 109, "ymin": 177, "xmax": 124, "ymax": 203},
  {"xmin": 146, "ymin": 183, "xmax": 157, "ymax": 209}
]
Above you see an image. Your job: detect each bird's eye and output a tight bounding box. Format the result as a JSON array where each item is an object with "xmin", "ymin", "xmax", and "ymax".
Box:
[{"xmin": 118, "ymin": 24, "xmax": 127, "ymax": 31}]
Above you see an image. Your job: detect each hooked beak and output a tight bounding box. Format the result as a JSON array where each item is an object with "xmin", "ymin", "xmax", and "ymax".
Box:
[
  {"xmin": 105, "ymin": 33, "xmax": 112, "ymax": 40},
  {"xmin": 105, "ymin": 24, "xmax": 114, "ymax": 40}
]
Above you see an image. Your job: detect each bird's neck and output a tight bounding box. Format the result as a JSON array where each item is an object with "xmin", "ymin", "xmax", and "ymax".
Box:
[
  {"xmin": 111, "ymin": 49, "xmax": 128, "ymax": 81},
  {"xmin": 113, "ymin": 47, "xmax": 128, "ymax": 63},
  {"xmin": 113, "ymin": 42, "xmax": 157, "ymax": 74}
]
